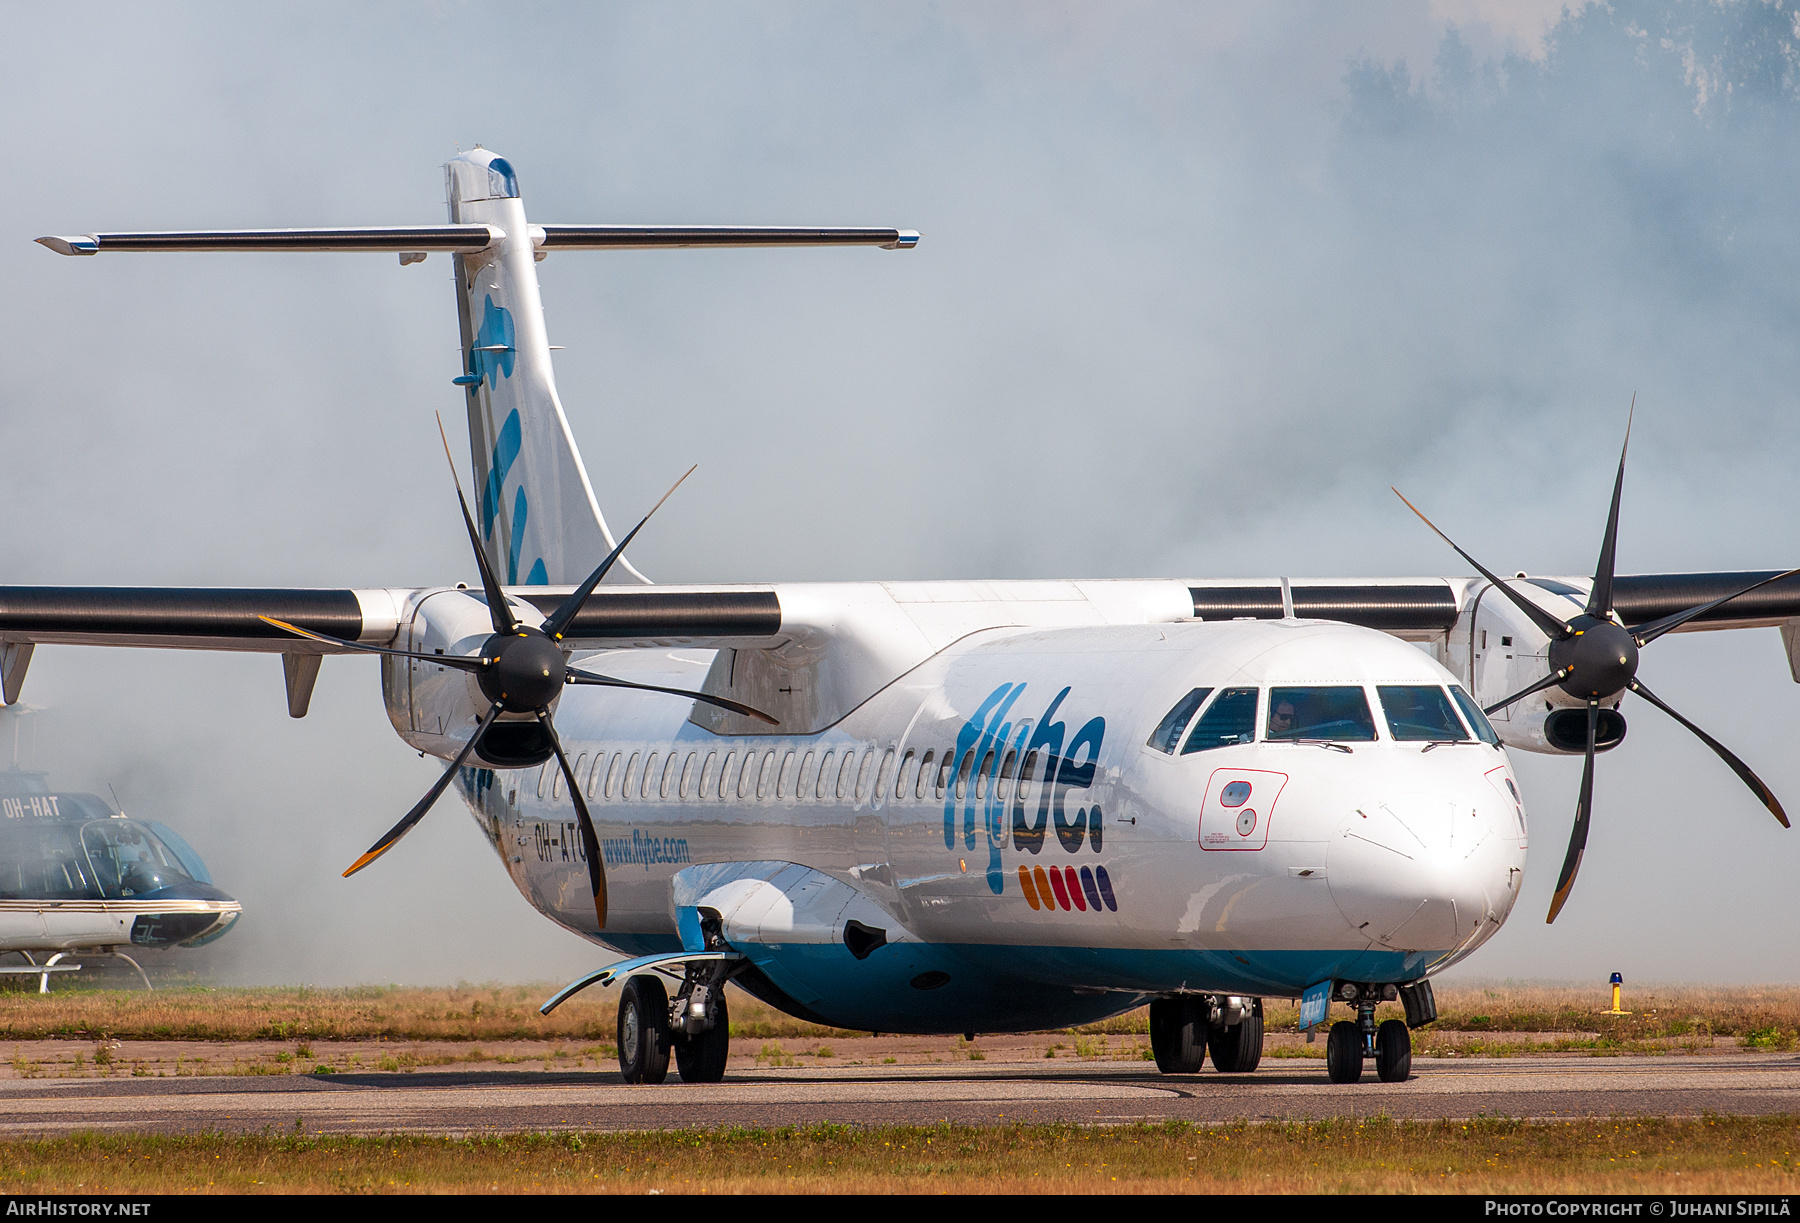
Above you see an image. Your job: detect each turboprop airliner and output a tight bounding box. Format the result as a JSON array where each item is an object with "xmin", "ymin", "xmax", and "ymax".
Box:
[{"xmin": 16, "ymin": 148, "xmax": 1799, "ymax": 1086}]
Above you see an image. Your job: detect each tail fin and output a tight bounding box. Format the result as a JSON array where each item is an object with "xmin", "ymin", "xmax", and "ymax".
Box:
[
  {"xmin": 445, "ymin": 149, "xmax": 641, "ymax": 586},
  {"xmin": 38, "ymin": 150, "xmax": 919, "ymax": 589}
]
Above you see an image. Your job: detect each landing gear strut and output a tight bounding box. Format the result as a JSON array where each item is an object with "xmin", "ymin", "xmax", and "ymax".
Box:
[
  {"xmin": 1324, "ymin": 982, "xmax": 1415, "ymax": 1084},
  {"xmin": 670, "ymin": 962, "xmax": 732, "ymax": 1083}
]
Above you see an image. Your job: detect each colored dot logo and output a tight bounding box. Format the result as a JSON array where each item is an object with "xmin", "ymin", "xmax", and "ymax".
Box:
[{"xmin": 1017, "ymin": 863, "xmax": 1118, "ymax": 913}]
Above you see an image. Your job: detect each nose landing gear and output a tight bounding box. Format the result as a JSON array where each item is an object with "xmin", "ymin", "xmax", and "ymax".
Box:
[{"xmin": 1325, "ymin": 981, "xmax": 1419, "ymax": 1083}]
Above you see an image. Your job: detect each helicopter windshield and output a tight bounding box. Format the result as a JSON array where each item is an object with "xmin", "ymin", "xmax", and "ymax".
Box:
[{"xmin": 81, "ymin": 820, "xmax": 197, "ymax": 899}]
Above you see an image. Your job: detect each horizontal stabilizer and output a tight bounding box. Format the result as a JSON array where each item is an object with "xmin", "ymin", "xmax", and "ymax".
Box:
[
  {"xmin": 36, "ymin": 225, "xmax": 919, "ymax": 257},
  {"xmin": 535, "ymin": 225, "xmax": 920, "ymax": 250},
  {"xmin": 35, "ymin": 226, "xmax": 503, "ymax": 256}
]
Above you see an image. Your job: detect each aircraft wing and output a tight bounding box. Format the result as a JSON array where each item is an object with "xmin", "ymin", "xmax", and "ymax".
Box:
[{"xmin": 2, "ymin": 571, "xmax": 1797, "ymax": 716}]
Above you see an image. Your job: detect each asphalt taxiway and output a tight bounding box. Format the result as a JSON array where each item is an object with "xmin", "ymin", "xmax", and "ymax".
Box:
[{"xmin": 0, "ymin": 1053, "xmax": 1795, "ymax": 1136}]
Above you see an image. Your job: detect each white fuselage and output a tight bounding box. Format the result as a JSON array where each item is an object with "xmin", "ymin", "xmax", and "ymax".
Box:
[{"xmin": 388, "ymin": 592, "xmax": 1526, "ymax": 1027}]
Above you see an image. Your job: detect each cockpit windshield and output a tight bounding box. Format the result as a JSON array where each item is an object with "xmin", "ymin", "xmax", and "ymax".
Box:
[
  {"xmin": 1180, "ymin": 687, "xmax": 1259, "ymax": 753},
  {"xmin": 1147, "ymin": 688, "xmax": 1212, "ymax": 753},
  {"xmin": 1377, "ymin": 685, "xmax": 1470, "ymax": 741},
  {"xmin": 81, "ymin": 820, "xmax": 196, "ymax": 899},
  {"xmin": 1448, "ymin": 686, "xmax": 1502, "ymax": 746},
  {"xmin": 1265, "ymin": 686, "xmax": 1377, "ymax": 742}
]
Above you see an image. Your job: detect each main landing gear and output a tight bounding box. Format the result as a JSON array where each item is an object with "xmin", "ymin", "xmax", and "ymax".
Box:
[
  {"xmin": 1148, "ymin": 995, "xmax": 1265, "ymax": 1074},
  {"xmin": 617, "ymin": 965, "xmax": 733, "ymax": 1085}
]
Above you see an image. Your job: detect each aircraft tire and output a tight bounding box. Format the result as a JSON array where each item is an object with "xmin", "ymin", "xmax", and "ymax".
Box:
[
  {"xmin": 1374, "ymin": 1018, "xmax": 1412, "ymax": 1082},
  {"xmin": 618, "ymin": 975, "xmax": 672, "ymax": 1085},
  {"xmin": 674, "ymin": 992, "xmax": 730, "ymax": 1083},
  {"xmin": 1149, "ymin": 996, "xmax": 1208, "ymax": 1074},
  {"xmin": 1325, "ymin": 1020, "xmax": 1363, "ymax": 1084},
  {"xmin": 1208, "ymin": 999, "xmax": 1264, "ymax": 1073}
]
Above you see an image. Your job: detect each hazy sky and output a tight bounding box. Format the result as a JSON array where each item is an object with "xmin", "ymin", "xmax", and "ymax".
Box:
[{"xmin": 3, "ymin": 1, "xmax": 1798, "ymax": 987}]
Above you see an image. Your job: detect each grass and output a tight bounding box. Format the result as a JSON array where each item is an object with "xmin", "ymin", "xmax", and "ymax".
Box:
[
  {"xmin": 1, "ymin": 979, "xmax": 1797, "ymax": 1052},
  {"xmin": 0, "ymin": 980, "xmax": 871, "ymax": 1044},
  {"xmin": 1, "ymin": 1118, "xmax": 1796, "ymax": 1193}
]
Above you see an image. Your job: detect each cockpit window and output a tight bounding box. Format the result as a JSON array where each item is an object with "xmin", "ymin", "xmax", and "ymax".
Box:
[
  {"xmin": 1377, "ymin": 685, "xmax": 1470, "ymax": 741},
  {"xmin": 1147, "ymin": 688, "xmax": 1211, "ymax": 753},
  {"xmin": 81, "ymin": 820, "xmax": 195, "ymax": 899},
  {"xmin": 1266, "ymin": 687, "xmax": 1377, "ymax": 742},
  {"xmin": 1449, "ymin": 685, "xmax": 1503, "ymax": 746},
  {"xmin": 1180, "ymin": 687, "xmax": 1259, "ymax": 754}
]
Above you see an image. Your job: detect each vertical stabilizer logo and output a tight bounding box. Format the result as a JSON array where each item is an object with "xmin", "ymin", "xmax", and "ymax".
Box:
[{"xmin": 474, "ymin": 296, "xmax": 515, "ymax": 388}]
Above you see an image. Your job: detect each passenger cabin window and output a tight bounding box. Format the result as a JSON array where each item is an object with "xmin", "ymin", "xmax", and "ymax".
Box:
[
  {"xmin": 1378, "ymin": 685, "xmax": 1469, "ymax": 741},
  {"xmin": 1148, "ymin": 688, "xmax": 1212, "ymax": 753},
  {"xmin": 1266, "ymin": 686, "xmax": 1377, "ymax": 742},
  {"xmin": 876, "ymin": 749, "xmax": 896, "ymax": 803},
  {"xmin": 1180, "ymin": 688, "xmax": 1259, "ymax": 754},
  {"xmin": 1449, "ymin": 686, "xmax": 1503, "ymax": 746}
]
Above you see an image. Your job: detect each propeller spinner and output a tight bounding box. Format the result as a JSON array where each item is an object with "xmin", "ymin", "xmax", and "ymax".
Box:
[
  {"xmin": 1397, "ymin": 404, "xmax": 1793, "ymax": 923},
  {"xmin": 263, "ymin": 418, "xmax": 775, "ymax": 927}
]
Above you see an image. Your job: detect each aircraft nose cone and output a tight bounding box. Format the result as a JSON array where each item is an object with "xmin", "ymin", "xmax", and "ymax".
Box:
[{"xmin": 1327, "ymin": 791, "xmax": 1518, "ymax": 953}]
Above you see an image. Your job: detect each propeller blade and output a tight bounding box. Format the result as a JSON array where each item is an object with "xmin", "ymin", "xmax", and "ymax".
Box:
[
  {"xmin": 565, "ymin": 667, "xmax": 779, "ymax": 725},
  {"xmin": 1629, "ymin": 567, "xmax": 1800, "ymax": 649},
  {"xmin": 1482, "ymin": 666, "xmax": 1573, "ymax": 717},
  {"xmin": 1585, "ymin": 396, "xmax": 1633, "ymax": 618},
  {"xmin": 1392, "ymin": 488, "xmax": 1572, "ymax": 642},
  {"xmin": 1546, "ymin": 702, "xmax": 1599, "ymax": 924},
  {"xmin": 1629, "ymin": 678, "xmax": 1789, "ymax": 828},
  {"xmin": 437, "ymin": 413, "xmax": 518, "ymax": 635},
  {"xmin": 344, "ymin": 701, "xmax": 504, "ymax": 877},
  {"xmin": 540, "ymin": 466, "xmax": 697, "ymax": 642},
  {"xmin": 539, "ymin": 708, "xmax": 608, "ymax": 929},
  {"xmin": 259, "ymin": 616, "xmax": 487, "ymax": 672}
]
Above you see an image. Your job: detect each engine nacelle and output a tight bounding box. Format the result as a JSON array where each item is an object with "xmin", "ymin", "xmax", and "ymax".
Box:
[
  {"xmin": 380, "ymin": 587, "xmax": 558, "ymax": 768},
  {"xmin": 1446, "ymin": 576, "xmax": 1627, "ymax": 755}
]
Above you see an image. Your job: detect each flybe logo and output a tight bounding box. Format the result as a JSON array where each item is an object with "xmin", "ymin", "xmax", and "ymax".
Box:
[{"xmin": 947, "ymin": 683, "xmax": 1106, "ymax": 897}]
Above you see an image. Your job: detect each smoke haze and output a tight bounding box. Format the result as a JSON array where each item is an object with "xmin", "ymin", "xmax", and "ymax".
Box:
[{"xmin": 1, "ymin": 1, "xmax": 1796, "ymax": 984}]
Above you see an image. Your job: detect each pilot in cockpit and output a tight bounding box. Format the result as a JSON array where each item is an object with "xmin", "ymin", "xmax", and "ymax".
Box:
[{"xmin": 1268, "ymin": 700, "xmax": 1298, "ymax": 738}]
